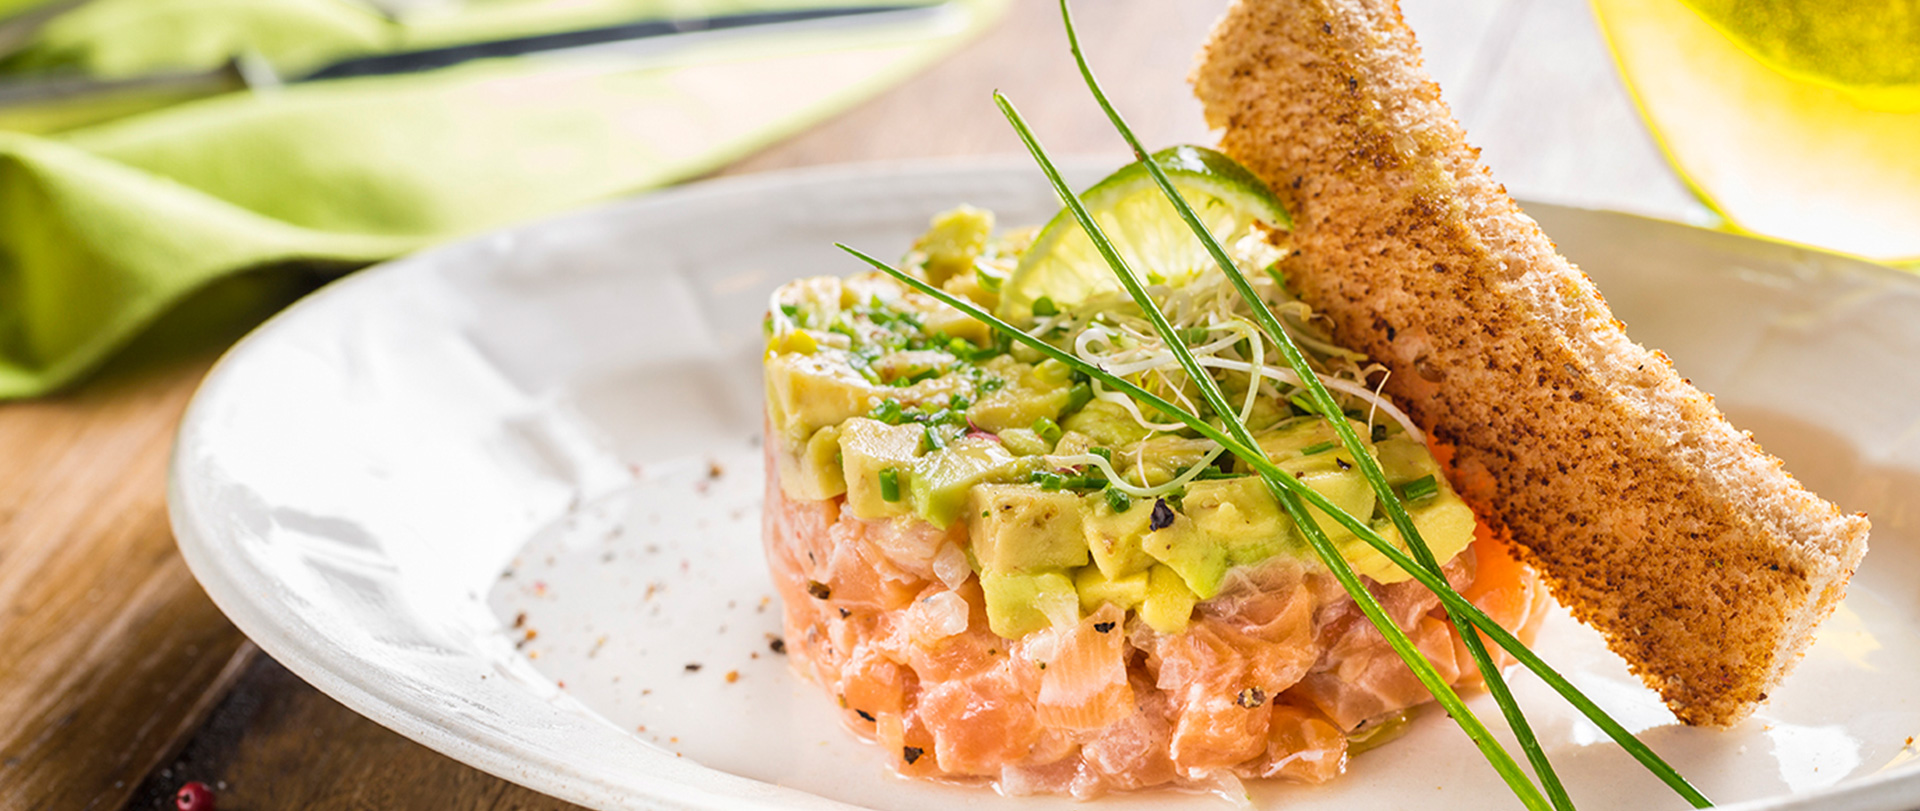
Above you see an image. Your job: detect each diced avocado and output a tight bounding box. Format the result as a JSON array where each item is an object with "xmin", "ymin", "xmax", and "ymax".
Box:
[
  {"xmin": 1373, "ymin": 436, "xmax": 1442, "ymax": 483},
  {"xmin": 1074, "ymin": 566, "xmax": 1150, "ymax": 614},
  {"xmin": 1286, "ymin": 467, "xmax": 1376, "ymax": 545},
  {"xmin": 1253, "ymin": 416, "xmax": 1371, "ymax": 465},
  {"xmin": 870, "ymin": 350, "xmax": 953, "ymax": 386},
  {"xmin": 1140, "ymin": 564, "xmax": 1198, "ymax": 634},
  {"xmin": 1061, "ymin": 399, "xmax": 1151, "ymax": 448},
  {"xmin": 1051, "ymin": 430, "xmax": 1097, "ymax": 458},
  {"xmin": 981, "ymin": 568, "xmax": 1076, "ymax": 638},
  {"xmin": 777, "ymin": 424, "xmax": 847, "ymax": 501},
  {"xmin": 770, "ymin": 276, "xmax": 845, "ymax": 329},
  {"xmin": 1141, "ymin": 506, "xmax": 1231, "ymax": 599},
  {"xmin": 922, "ymin": 301, "xmax": 992, "ymax": 345},
  {"xmin": 1183, "ymin": 476, "xmax": 1292, "ymax": 566},
  {"xmin": 840, "ymin": 418, "xmax": 926, "ymax": 519},
  {"xmin": 965, "ymin": 484, "xmax": 1090, "ymax": 572},
  {"xmin": 914, "ymin": 205, "xmax": 993, "ymax": 287},
  {"xmin": 998, "ymin": 427, "xmax": 1052, "ymax": 456},
  {"xmin": 966, "ymin": 357, "xmax": 1073, "ymax": 434},
  {"xmin": 910, "ymin": 438, "xmax": 1032, "ymax": 528},
  {"xmin": 765, "ymin": 350, "xmax": 879, "ymax": 446},
  {"xmin": 1081, "ymin": 491, "xmax": 1156, "ymax": 578},
  {"xmin": 1347, "ymin": 484, "xmax": 1479, "ymax": 583},
  {"xmin": 1126, "ymin": 436, "xmax": 1220, "ymax": 488}
]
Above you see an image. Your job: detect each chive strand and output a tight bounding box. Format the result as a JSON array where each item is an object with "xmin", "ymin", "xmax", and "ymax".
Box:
[
  {"xmin": 833, "ymin": 245, "xmax": 1711, "ymax": 808},
  {"xmin": 989, "ymin": 93, "xmax": 1551, "ymax": 811},
  {"xmin": 1054, "ymin": 2, "xmax": 1577, "ymax": 806}
]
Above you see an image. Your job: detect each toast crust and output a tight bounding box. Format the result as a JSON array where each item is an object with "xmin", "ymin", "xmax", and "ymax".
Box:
[{"xmin": 1193, "ymin": 0, "xmax": 1869, "ymax": 726}]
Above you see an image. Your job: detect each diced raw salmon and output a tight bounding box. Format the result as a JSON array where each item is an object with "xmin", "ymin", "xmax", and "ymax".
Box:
[{"xmin": 762, "ymin": 440, "xmax": 1549, "ymax": 796}]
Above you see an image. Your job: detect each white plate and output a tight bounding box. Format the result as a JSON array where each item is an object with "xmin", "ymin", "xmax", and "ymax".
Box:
[{"xmin": 170, "ymin": 159, "xmax": 1920, "ymax": 811}]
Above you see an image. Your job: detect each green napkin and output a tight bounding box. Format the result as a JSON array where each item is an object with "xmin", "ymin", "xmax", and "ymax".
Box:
[{"xmin": 0, "ymin": 0, "xmax": 1007, "ymax": 399}]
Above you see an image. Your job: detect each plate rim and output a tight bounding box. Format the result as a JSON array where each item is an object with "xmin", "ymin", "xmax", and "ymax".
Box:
[{"xmin": 168, "ymin": 155, "xmax": 1920, "ymax": 811}]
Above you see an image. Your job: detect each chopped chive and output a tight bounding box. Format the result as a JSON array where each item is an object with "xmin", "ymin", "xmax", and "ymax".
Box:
[
  {"xmin": 1302, "ymin": 441, "xmax": 1338, "ymax": 456},
  {"xmin": 1264, "ymin": 262, "xmax": 1286, "ymax": 289},
  {"xmin": 1031, "ymin": 416, "xmax": 1063, "ymax": 443},
  {"xmin": 1103, "ymin": 487, "xmax": 1131, "ymax": 512},
  {"xmin": 779, "ymin": 303, "xmax": 801, "ymax": 321},
  {"xmin": 923, "ymin": 424, "xmax": 945, "ymax": 452},
  {"xmin": 869, "ymin": 399, "xmax": 907, "ymax": 425},
  {"xmin": 1065, "ymin": 381, "xmax": 1094, "ymax": 413},
  {"xmin": 1401, "ymin": 475, "xmax": 1440, "ymax": 502},
  {"xmin": 1030, "ymin": 470, "xmax": 1065, "ymax": 491},
  {"xmin": 974, "ymin": 259, "xmax": 1005, "ymax": 292},
  {"xmin": 877, "ymin": 468, "xmax": 901, "ymax": 502},
  {"xmin": 1289, "ymin": 394, "xmax": 1319, "ymax": 416},
  {"xmin": 1031, "ymin": 296, "xmax": 1059, "ymax": 317},
  {"xmin": 1090, "ymin": 447, "xmax": 1112, "ymax": 463}
]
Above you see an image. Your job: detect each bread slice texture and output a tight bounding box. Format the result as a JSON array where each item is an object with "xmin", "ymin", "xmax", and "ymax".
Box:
[{"xmin": 1193, "ymin": 0, "xmax": 1869, "ymax": 727}]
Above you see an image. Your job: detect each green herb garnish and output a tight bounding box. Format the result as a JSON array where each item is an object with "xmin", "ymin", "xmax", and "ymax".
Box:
[
  {"xmin": 877, "ymin": 467, "xmax": 901, "ymax": 502},
  {"xmin": 1401, "ymin": 475, "xmax": 1441, "ymax": 502},
  {"xmin": 1031, "ymin": 416, "xmax": 1063, "ymax": 443}
]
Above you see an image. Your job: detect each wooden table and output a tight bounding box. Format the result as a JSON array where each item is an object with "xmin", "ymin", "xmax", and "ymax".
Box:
[{"xmin": 0, "ymin": 1, "xmax": 1703, "ymax": 807}]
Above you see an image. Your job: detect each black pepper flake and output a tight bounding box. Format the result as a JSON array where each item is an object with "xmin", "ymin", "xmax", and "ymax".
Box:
[
  {"xmin": 856, "ymin": 709, "xmax": 876, "ymax": 722},
  {"xmin": 839, "ymin": 608, "xmax": 851, "ymax": 618},
  {"xmin": 1236, "ymin": 687, "xmax": 1268, "ymax": 709},
  {"xmin": 807, "ymin": 580, "xmax": 832, "ymax": 600},
  {"xmin": 1094, "ymin": 622, "xmax": 1116, "ymax": 634},
  {"xmin": 769, "ymin": 637, "xmax": 787, "ymax": 655},
  {"xmin": 903, "ymin": 746, "xmax": 925, "ymax": 765},
  {"xmin": 685, "ymin": 663, "xmax": 703, "ymax": 673},
  {"xmin": 1149, "ymin": 498, "xmax": 1175, "ymax": 531},
  {"xmin": 1336, "ymin": 457, "xmax": 1352, "ymax": 470}
]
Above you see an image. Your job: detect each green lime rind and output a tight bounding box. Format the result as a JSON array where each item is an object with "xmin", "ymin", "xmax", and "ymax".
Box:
[{"xmin": 998, "ymin": 145, "xmax": 1289, "ymax": 323}]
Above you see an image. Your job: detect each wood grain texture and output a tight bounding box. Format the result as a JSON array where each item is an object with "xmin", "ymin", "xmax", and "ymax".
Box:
[{"xmin": 0, "ymin": 272, "xmax": 317, "ymax": 810}]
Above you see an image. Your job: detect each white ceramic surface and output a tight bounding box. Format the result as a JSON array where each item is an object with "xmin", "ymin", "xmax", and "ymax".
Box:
[{"xmin": 170, "ymin": 159, "xmax": 1920, "ymax": 811}]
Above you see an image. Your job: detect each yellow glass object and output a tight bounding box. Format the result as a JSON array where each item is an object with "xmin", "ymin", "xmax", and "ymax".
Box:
[{"xmin": 1592, "ymin": 0, "xmax": 1920, "ymax": 265}]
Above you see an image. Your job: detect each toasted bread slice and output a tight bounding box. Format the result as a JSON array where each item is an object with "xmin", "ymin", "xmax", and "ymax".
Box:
[{"xmin": 1193, "ymin": 0, "xmax": 1869, "ymax": 726}]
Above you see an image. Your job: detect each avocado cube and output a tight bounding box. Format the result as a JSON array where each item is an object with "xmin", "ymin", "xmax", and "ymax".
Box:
[
  {"xmin": 981, "ymin": 568, "xmax": 1077, "ymax": 638},
  {"xmin": 1373, "ymin": 436, "xmax": 1442, "ymax": 483},
  {"xmin": 1074, "ymin": 566, "xmax": 1150, "ymax": 614},
  {"xmin": 965, "ymin": 484, "xmax": 1089, "ymax": 571},
  {"xmin": 913, "ymin": 205, "xmax": 993, "ymax": 287},
  {"xmin": 840, "ymin": 418, "xmax": 926, "ymax": 519},
  {"xmin": 1061, "ymin": 399, "xmax": 1152, "ymax": 448},
  {"xmin": 1348, "ymin": 484, "xmax": 1479, "ymax": 584},
  {"xmin": 1140, "ymin": 564, "xmax": 1197, "ymax": 634},
  {"xmin": 765, "ymin": 351, "xmax": 879, "ymax": 446},
  {"xmin": 966, "ymin": 358, "xmax": 1073, "ymax": 434},
  {"xmin": 1081, "ymin": 492, "xmax": 1156, "ymax": 578},
  {"xmin": 1183, "ymin": 477, "xmax": 1293, "ymax": 566},
  {"xmin": 997, "ymin": 427, "xmax": 1052, "ymax": 456},
  {"xmin": 776, "ymin": 424, "xmax": 847, "ymax": 501},
  {"xmin": 1141, "ymin": 508, "xmax": 1231, "ymax": 600},
  {"xmin": 910, "ymin": 438, "xmax": 1031, "ymax": 529}
]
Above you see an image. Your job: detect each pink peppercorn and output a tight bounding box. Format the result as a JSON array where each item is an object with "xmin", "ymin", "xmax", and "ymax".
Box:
[{"xmin": 175, "ymin": 781, "xmax": 216, "ymax": 811}]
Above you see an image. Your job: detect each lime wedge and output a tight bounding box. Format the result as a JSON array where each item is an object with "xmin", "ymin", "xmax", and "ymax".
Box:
[{"xmin": 998, "ymin": 145, "xmax": 1289, "ymax": 322}]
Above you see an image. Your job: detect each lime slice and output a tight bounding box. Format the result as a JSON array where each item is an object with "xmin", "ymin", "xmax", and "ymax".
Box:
[{"xmin": 998, "ymin": 145, "xmax": 1289, "ymax": 322}]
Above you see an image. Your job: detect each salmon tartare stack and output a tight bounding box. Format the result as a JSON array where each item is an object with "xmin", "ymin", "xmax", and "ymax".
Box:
[{"xmin": 761, "ymin": 185, "xmax": 1552, "ymax": 797}]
